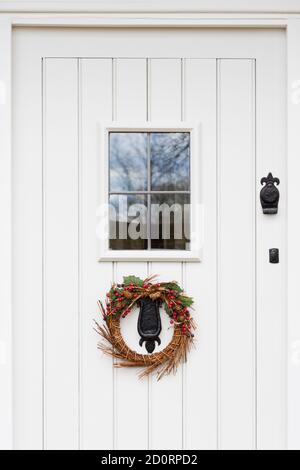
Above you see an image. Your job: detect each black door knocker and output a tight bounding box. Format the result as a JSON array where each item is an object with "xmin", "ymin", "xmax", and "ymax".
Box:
[
  {"xmin": 260, "ymin": 172, "xmax": 280, "ymax": 214},
  {"xmin": 138, "ymin": 298, "xmax": 162, "ymax": 353}
]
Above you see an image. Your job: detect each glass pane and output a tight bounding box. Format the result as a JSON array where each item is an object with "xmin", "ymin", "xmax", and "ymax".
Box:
[
  {"xmin": 150, "ymin": 132, "xmax": 190, "ymax": 191},
  {"xmin": 109, "ymin": 132, "xmax": 147, "ymax": 192},
  {"xmin": 109, "ymin": 194, "xmax": 148, "ymax": 250},
  {"xmin": 150, "ymin": 193, "xmax": 190, "ymax": 250}
]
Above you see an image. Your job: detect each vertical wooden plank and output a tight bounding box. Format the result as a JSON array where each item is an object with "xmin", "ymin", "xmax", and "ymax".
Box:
[
  {"xmin": 114, "ymin": 59, "xmax": 149, "ymax": 450},
  {"xmin": 256, "ymin": 32, "xmax": 286, "ymax": 449},
  {"xmin": 44, "ymin": 59, "xmax": 79, "ymax": 449},
  {"xmin": 80, "ymin": 59, "xmax": 114, "ymax": 449},
  {"xmin": 115, "ymin": 59, "xmax": 147, "ymax": 122},
  {"xmin": 183, "ymin": 59, "xmax": 217, "ymax": 450},
  {"xmin": 287, "ymin": 20, "xmax": 300, "ymax": 451},
  {"xmin": 148, "ymin": 263, "xmax": 183, "ymax": 450},
  {"xmin": 149, "ymin": 59, "xmax": 181, "ymax": 123},
  {"xmin": 0, "ymin": 18, "xmax": 13, "ymax": 450},
  {"xmin": 12, "ymin": 29, "xmax": 43, "ymax": 449},
  {"xmin": 149, "ymin": 59, "xmax": 183, "ymax": 450},
  {"xmin": 218, "ymin": 59, "xmax": 256, "ymax": 449},
  {"xmin": 114, "ymin": 262, "xmax": 149, "ymax": 449}
]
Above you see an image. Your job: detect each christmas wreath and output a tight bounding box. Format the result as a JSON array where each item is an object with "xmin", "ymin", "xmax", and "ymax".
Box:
[{"xmin": 95, "ymin": 275, "xmax": 195, "ymax": 380}]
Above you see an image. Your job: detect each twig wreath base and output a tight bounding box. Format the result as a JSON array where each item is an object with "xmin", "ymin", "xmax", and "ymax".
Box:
[{"xmin": 95, "ymin": 275, "xmax": 196, "ymax": 380}]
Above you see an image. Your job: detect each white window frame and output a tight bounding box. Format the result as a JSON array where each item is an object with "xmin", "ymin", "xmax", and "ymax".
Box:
[
  {"xmin": 98, "ymin": 122, "xmax": 202, "ymax": 262},
  {"xmin": 1, "ymin": 2, "xmax": 300, "ymax": 450}
]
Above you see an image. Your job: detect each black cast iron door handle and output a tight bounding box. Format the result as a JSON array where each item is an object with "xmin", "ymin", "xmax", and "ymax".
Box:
[{"xmin": 260, "ymin": 172, "xmax": 280, "ymax": 214}]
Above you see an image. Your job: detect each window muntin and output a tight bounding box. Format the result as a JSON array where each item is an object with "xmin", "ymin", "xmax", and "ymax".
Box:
[{"xmin": 108, "ymin": 131, "xmax": 190, "ymax": 250}]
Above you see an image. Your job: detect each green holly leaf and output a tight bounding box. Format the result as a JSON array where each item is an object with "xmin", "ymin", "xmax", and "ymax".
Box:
[
  {"xmin": 123, "ymin": 275, "xmax": 144, "ymax": 287},
  {"xmin": 179, "ymin": 295, "xmax": 194, "ymax": 307},
  {"xmin": 161, "ymin": 282, "xmax": 183, "ymax": 293}
]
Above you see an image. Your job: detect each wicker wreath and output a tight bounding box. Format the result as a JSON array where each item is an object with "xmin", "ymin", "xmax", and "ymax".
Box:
[{"xmin": 94, "ymin": 275, "xmax": 195, "ymax": 380}]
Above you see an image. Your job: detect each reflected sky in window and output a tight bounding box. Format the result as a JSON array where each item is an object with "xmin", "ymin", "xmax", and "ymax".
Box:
[{"xmin": 109, "ymin": 132, "xmax": 147, "ymax": 192}]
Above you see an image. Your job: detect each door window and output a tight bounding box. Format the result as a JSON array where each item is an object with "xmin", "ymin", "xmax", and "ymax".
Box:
[{"xmin": 109, "ymin": 131, "xmax": 191, "ymax": 250}]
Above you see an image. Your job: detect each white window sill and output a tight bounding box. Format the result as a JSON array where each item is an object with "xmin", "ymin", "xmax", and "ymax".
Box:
[{"xmin": 98, "ymin": 249, "xmax": 202, "ymax": 262}]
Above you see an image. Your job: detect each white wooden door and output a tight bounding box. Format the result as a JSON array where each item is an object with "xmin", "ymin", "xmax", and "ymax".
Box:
[{"xmin": 12, "ymin": 27, "xmax": 286, "ymax": 450}]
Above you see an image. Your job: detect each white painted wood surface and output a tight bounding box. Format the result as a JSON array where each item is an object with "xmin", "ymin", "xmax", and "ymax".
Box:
[
  {"xmin": 80, "ymin": 58, "xmax": 114, "ymax": 450},
  {"xmin": 12, "ymin": 27, "xmax": 287, "ymax": 450},
  {"xmin": 217, "ymin": 59, "xmax": 256, "ymax": 449},
  {"xmin": 43, "ymin": 59, "xmax": 79, "ymax": 449},
  {"xmin": 113, "ymin": 58, "xmax": 149, "ymax": 450},
  {"xmin": 184, "ymin": 59, "xmax": 217, "ymax": 450},
  {"xmin": 256, "ymin": 34, "xmax": 287, "ymax": 449},
  {"xmin": 12, "ymin": 27, "xmax": 44, "ymax": 450},
  {"xmin": 148, "ymin": 60, "xmax": 184, "ymax": 450},
  {"xmin": 0, "ymin": 18, "xmax": 13, "ymax": 451},
  {"xmin": 287, "ymin": 20, "xmax": 300, "ymax": 451},
  {"xmin": 1, "ymin": 0, "xmax": 300, "ymax": 14}
]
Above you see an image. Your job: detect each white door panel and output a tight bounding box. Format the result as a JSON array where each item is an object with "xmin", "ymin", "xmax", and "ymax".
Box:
[
  {"xmin": 80, "ymin": 58, "xmax": 114, "ymax": 451},
  {"xmin": 43, "ymin": 58, "xmax": 79, "ymax": 450},
  {"xmin": 12, "ymin": 36, "xmax": 43, "ymax": 450},
  {"xmin": 218, "ymin": 59, "xmax": 256, "ymax": 449},
  {"xmin": 184, "ymin": 59, "xmax": 217, "ymax": 450},
  {"xmin": 256, "ymin": 53, "xmax": 287, "ymax": 450},
  {"xmin": 12, "ymin": 28, "xmax": 286, "ymax": 450},
  {"xmin": 113, "ymin": 58, "xmax": 149, "ymax": 449}
]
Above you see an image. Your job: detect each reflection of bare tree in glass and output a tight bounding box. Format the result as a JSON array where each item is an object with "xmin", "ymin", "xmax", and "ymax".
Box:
[
  {"xmin": 110, "ymin": 133, "xmax": 147, "ymax": 192},
  {"xmin": 151, "ymin": 193, "xmax": 190, "ymax": 250},
  {"xmin": 109, "ymin": 131, "xmax": 191, "ymax": 251},
  {"xmin": 109, "ymin": 194, "xmax": 148, "ymax": 250},
  {"xmin": 151, "ymin": 133, "xmax": 190, "ymax": 191}
]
